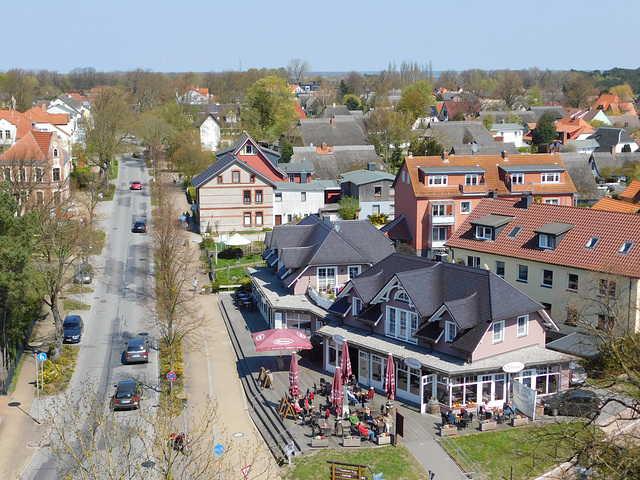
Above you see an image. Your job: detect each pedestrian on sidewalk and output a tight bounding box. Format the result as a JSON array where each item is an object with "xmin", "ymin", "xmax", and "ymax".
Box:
[{"xmin": 192, "ymin": 277, "xmax": 198, "ymax": 292}]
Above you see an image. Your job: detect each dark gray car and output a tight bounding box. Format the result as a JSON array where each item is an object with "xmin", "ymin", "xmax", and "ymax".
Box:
[
  {"xmin": 63, "ymin": 315, "xmax": 84, "ymax": 343},
  {"xmin": 124, "ymin": 338, "xmax": 149, "ymax": 364},
  {"xmin": 543, "ymin": 389, "xmax": 603, "ymax": 418},
  {"xmin": 110, "ymin": 380, "xmax": 142, "ymax": 410}
]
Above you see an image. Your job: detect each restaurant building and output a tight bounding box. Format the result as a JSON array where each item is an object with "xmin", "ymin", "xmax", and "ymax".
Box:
[{"xmin": 319, "ymin": 254, "xmax": 576, "ymax": 413}]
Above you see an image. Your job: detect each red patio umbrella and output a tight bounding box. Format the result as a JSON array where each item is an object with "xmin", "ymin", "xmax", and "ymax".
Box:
[
  {"xmin": 340, "ymin": 340, "xmax": 352, "ymax": 385},
  {"xmin": 289, "ymin": 353, "xmax": 300, "ymax": 398},
  {"xmin": 251, "ymin": 328, "xmax": 312, "ymax": 352},
  {"xmin": 384, "ymin": 353, "xmax": 396, "ymax": 401},
  {"xmin": 331, "ymin": 368, "xmax": 343, "ymax": 418}
]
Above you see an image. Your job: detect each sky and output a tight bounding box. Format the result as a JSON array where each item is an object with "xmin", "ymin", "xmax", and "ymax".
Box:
[{"xmin": 4, "ymin": 0, "xmax": 638, "ymax": 75}]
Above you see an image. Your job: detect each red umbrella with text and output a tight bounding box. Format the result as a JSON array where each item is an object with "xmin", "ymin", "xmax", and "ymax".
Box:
[
  {"xmin": 384, "ymin": 353, "xmax": 396, "ymax": 401},
  {"xmin": 289, "ymin": 353, "xmax": 300, "ymax": 398},
  {"xmin": 331, "ymin": 368, "xmax": 343, "ymax": 418}
]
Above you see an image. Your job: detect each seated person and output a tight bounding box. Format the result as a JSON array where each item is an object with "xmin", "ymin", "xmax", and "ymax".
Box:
[
  {"xmin": 354, "ymin": 382, "xmax": 362, "ymax": 395},
  {"xmin": 504, "ymin": 401, "xmax": 516, "ymax": 419},
  {"xmin": 357, "ymin": 421, "xmax": 376, "ymax": 441},
  {"xmin": 446, "ymin": 409, "xmax": 456, "ymax": 425},
  {"xmin": 346, "ymin": 389, "xmax": 358, "ymax": 405},
  {"xmin": 349, "ymin": 412, "xmax": 360, "ymax": 425},
  {"xmin": 364, "ymin": 411, "xmax": 374, "ymax": 425}
]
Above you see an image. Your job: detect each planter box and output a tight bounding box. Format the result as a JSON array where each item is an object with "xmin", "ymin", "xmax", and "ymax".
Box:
[
  {"xmin": 440, "ymin": 426, "xmax": 457, "ymax": 437},
  {"xmin": 375, "ymin": 435, "xmax": 392, "ymax": 445},
  {"xmin": 512, "ymin": 417, "xmax": 529, "ymax": 427},
  {"xmin": 311, "ymin": 437, "xmax": 329, "ymax": 448},
  {"xmin": 343, "ymin": 436, "xmax": 361, "ymax": 447},
  {"xmin": 480, "ymin": 421, "xmax": 497, "ymax": 431}
]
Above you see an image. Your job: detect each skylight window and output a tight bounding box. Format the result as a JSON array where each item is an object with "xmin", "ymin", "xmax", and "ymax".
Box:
[
  {"xmin": 507, "ymin": 226, "xmax": 522, "ymax": 238},
  {"xmin": 618, "ymin": 241, "xmax": 634, "ymax": 255},
  {"xmin": 585, "ymin": 237, "xmax": 601, "ymax": 250}
]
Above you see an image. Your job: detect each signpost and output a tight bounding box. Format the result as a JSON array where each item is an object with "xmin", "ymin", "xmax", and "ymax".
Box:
[
  {"xmin": 167, "ymin": 371, "xmax": 176, "ymax": 396},
  {"xmin": 241, "ymin": 465, "xmax": 251, "ymax": 479},
  {"xmin": 29, "ymin": 343, "xmax": 44, "ymax": 424}
]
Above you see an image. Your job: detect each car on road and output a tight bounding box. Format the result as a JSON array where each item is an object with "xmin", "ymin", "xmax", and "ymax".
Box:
[
  {"xmin": 542, "ymin": 389, "xmax": 603, "ymax": 418},
  {"xmin": 569, "ymin": 362, "xmax": 588, "ymax": 386},
  {"xmin": 63, "ymin": 315, "xmax": 84, "ymax": 343},
  {"xmin": 73, "ymin": 263, "xmax": 94, "ymax": 284},
  {"xmin": 130, "ymin": 181, "xmax": 142, "ymax": 190},
  {"xmin": 124, "ymin": 337, "xmax": 150, "ymax": 364},
  {"xmin": 132, "ymin": 220, "xmax": 146, "ymax": 233},
  {"xmin": 110, "ymin": 380, "xmax": 142, "ymax": 410}
]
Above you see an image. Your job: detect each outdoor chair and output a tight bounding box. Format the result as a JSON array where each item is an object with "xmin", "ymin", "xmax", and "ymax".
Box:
[{"xmin": 441, "ymin": 413, "xmax": 449, "ymax": 427}]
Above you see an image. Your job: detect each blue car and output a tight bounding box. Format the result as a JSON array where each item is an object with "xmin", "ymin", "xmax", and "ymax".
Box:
[{"xmin": 63, "ymin": 315, "xmax": 84, "ymax": 343}]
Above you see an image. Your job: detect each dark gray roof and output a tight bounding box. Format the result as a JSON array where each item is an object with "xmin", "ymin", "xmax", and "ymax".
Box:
[
  {"xmin": 380, "ymin": 214, "xmax": 412, "ymax": 241},
  {"xmin": 559, "ymin": 152, "xmax": 602, "ymax": 202},
  {"xmin": 499, "ymin": 164, "xmax": 565, "ymax": 173},
  {"xmin": 528, "ymin": 106, "xmax": 567, "ymax": 122},
  {"xmin": 267, "ymin": 216, "xmax": 394, "ymax": 288},
  {"xmin": 191, "ymin": 154, "xmax": 275, "ymax": 189},
  {"xmin": 450, "ymin": 143, "xmax": 519, "ymax": 156},
  {"xmin": 587, "ymin": 127, "xmax": 639, "ymax": 152},
  {"xmin": 339, "ymin": 169, "xmax": 395, "ymax": 186},
  {"xmin": 425, "ymin": 121, "xmax": 497, "ymax": 148},
  {"xmin": 546, "ymin": 332, "xmax": 602, "ymax": 358},
  {"xmin": 299, "ymin": 116, "xmax": 367, "ymax": 147},
  {"xmin": 317, "ymin": 105, "xmax": 352, "ymax": 117},
  {"xmin": 590, "ymin": 151, "xmax": 640, "ymax": 173},
  {"xmin": 344, "ymin": 254, "xmax": 543, "ymax": 355},
  {"xmin": 278, "ymin": 158, "xmax": 315, "ymax": 173},
  {"xmin": 534, "ymin": 222, "xmax": 574, "ymax": 235},
  {"xmin": 215, "ymin": 131, "xmax": 281, "ymax": 166},
  {"xmin": 290, "ymin": 145, "xmax": 382, "ymax": 180},
  {"xmin": 471, "ymin": 214, "xmax": 514, "ymax": 228}
]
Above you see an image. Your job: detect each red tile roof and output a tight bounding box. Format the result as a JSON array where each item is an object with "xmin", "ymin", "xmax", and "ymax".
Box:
[
  {"xmin": 591, "ymin": 197, "xmax": 640, "ymax": 214},
  {"xmin": 446, "ymin": 198, "xmax": 640, "ymax": 278},
  {"xmin": 621, "ymin": 180, "xmax": 640, "ymax": 202},
  {"xmin": 404, "ymin": 153, "xmax": 577, "ymax": 198},
  {"xmin": 0, "ymin": 110, "xmax": 34, "ymax": 139},
  {"xmin": 25, "ymin": 106, "xmax": 69, "ymax": 126},
  {"xmin": 0, "ymin": 130, "xmax": 53, "ymax": 162}
]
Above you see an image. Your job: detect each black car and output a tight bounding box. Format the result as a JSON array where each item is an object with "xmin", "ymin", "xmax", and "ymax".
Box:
[
  {"xmin": 132, "ymin": 220, "xmax": 146, "ymax": 233},
  {"xmin": 543, "ymin": 389, "xmax": 603, "ymax": 418},
  {"xmin": 63, "ymin": 315, "xmax": 84, "ymax": 343},
  {"xmin": 124, "ymin": 338, "xmax": 149, "ymax": 364},
  {"xmin": 110, "ymin": 380, "xmax": 142, "ymax": 410}
]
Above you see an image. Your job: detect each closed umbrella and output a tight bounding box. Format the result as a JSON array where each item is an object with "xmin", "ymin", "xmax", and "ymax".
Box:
[
  {"xmin": 331, "ymin": 368, "xmax": 343, "ymax": 418},
  {"xmin": 340, "ymin": 340, "xmax": 352, "ymax": 385},
  {"xmin": 384, "ymin": 353, "xmax": 396, "ymax": 401},
  {"xmin": 289, "ymin": 353, "xmax": 299, "ymax": 398}
]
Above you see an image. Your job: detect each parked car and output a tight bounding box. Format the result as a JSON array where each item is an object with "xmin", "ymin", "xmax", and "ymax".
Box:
[
  {"xmin": 63, "ymin": 315, "xmax": 84, "ymax": 343},
  {"xmin": 110, "ymin": 380, "xmax": 142, "ymax": 410},
  {"xmin": 73, "ymin": 263, "xmax": 94, "ymax": 284},
  {"xmin": 542, "ymin": 389, "xmax": 603, "ymax": 418},
  {"xmin": 130, "ymin": 181, "xmax": 142, "ymax": 190},
  {"xmin": 132, "ymin": 220, "xmax": 146, "ymax": 233},
  {"xmin": 569, "ymin": 362, "xmax": 588, "ymax": 386},
  {"xmin": 125, "ymin": 337, "xmax": 149, "ymax": 364}
]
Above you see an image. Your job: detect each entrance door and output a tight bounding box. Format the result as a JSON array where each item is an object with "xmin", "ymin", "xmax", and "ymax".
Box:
[
  {"xmin": 421, "ymin": 374, "xmax": 434, "ymax": 414},
  {"xmin": 275, "ymin": 215, "xmax": 282, "ymax": 226}
]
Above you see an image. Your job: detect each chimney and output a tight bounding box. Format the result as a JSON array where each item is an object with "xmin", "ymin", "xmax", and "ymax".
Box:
[
  {"xmin": 520, "ymin": 195, "xmax": 533, "ymax": 209},
  {"xmin": 442, "ymin": 151, "xmax": 449, "ymax": 162},
  {"xmin": 367, "ymin": 162, "xmax": 376, "ymax": 172},
  {"xmin": 330, "ymin": 116, "xmax": 335, "ymax": 126},
  {"xmin": 489, "ymin": 190, "xmax": 499, "ymax": 199},
  {"xmin": 407, "ymin": 152, "xmax": 413, "ymax": 159},
  {"xmin": 321, "ymin": 142, "xmax": 327, "ymax": 151},
  {"xmin": 501, "ymin": 150, "xmax": 508, "ymax": 161}
]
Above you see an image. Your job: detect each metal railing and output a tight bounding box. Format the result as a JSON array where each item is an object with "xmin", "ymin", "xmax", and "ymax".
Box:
[{"xmin": 442, "ymin": 436, "xmax": 489, "ymax": 480}]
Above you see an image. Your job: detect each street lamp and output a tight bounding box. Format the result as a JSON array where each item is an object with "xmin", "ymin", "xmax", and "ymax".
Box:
[
  {"xmin": 176, "ymin": 392, "xmax": 191, "ymax": 442},
  {"xmin": 28, "ymin": 341, "xmax": 43, "ymax": 423}
]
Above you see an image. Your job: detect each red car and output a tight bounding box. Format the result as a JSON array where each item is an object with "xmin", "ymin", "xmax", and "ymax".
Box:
[{"xmin": 130, "ymin": 181, "xmax": 142, "ymax": 190}]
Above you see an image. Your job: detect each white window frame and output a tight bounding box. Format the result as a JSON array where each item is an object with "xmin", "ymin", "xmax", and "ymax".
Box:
[
  {"xmin": 386, "ymin": 306, "xmax": 418, "ymax": 344},
  {"xmin": 517, "ymin": 315, "xmax": 529, "ymax": 337},
  {"xmin": 467, "ymin": 256, "xmax": 480, "ymax": 268},
  {"xmin": 541, "ymin": 172, "xmax": 560, "ymax": 183},
  {"xmin": 244, "ymin": 144, "xmax": 255, "ymax": 154},
  {"xmin": 495, "ymin": 261, "xmax": 505, "ymax": 278},
  {"xmin": 460, "ymin": 201, "xmax": 471, "ymax": 214},
  {"xmin": 465, "ymin": 174, "xmax": 478, "ymax": 185},
  {"xmin": 517, "ymin": 265, "xmax": 528, "ymax": 282},
  {"xmin": 445, "ymin": 321, "xmax": 457, "ymax": 342},
  {"xmin": 52, "ymin": 167, "xmax": 61, "ymax": 182},
  {"xmin": 539, "ymin": 233, "xmax": 555, "ymax": 249},
  {"xmin": 492, "ymin": 321, "xmax": 505, "ymax": 344},
  {"xmin": 432, "ymin": 226, "xmax": 447, "ymax": 242},
  {"xmin": 618, "ymin": 241, "xmax": 634, "ymax": 255},
  {"xmin": 432, "ymin": 204, "xmax": 447, "ymax": 216},
  {"xmin": 544, "ymin": 198, "xmax": 559, "ymax": 205},
  {"xmin": 255, "ymin": 212, "xmax": 263, "ymax": 226},
  {"xmin": 511, "ymin": 173, "xmax": 524, "ymax": 184},
  {"xmin": 428, "ymin": 175, "xmax": 448, "ymax": 186},
  {"xmin": 289, "ymin": 173, "xmax": 295, "ymax": 182},
  {"xmin": 243, "ymin": 212, "xmax": 251, "ymax": 226},
  {"xmin": 317, "ymin": 267, "xmax": 337, "ymax": 293},
  {"xmin": 348, "ymin": 265, "xmax": 361, "ymax": 279},
  {"xmin": 352, "ymin": 297, "xmax": 362, "ymax": 316},
  {"xmin": 275, "ymin": 192, "xmax": 282, "ymax": 202},
  {"xmin": 475, "ymin": 226, "xmax": 492, "ymax": 240}
]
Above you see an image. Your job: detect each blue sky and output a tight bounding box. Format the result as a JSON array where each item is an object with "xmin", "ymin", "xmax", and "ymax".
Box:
[{"xmin": 4, "ymin": 0, "xmax": 637, "ymax": 74}]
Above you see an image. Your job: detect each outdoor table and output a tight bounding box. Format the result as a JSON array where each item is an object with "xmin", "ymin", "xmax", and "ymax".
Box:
[
  {"xmin": 319, "ymin": 423, "xmax": 332, "ymax": 437},
  {"xmin": 356, "ymin": 407, "xmax": 378, "ymax": 415}
]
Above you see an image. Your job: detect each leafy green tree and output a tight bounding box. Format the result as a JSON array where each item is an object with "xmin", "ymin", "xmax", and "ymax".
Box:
[
  {"xmin": 337, "ymin": 79, "xmax": 352, "ymax": 103},
  {"xmin": 452, "ymin": 113, "xmax": 465, "ymax": 121},
  {"xmin": 531, "ymin": 112, "xmax": 557, "ymax": 146},
  {"xmin": 397, "ymin": 91, "xmax": 429, "ymax": 122},
  {"xmin": 244, "ymin": 76, "xmax": 297, "ymax": 142},
  {"xmin": 170, "ymin": 131, "xmax": 216, "ymax": 179},
  {"xmin": 610, "ymin": 84, "xmax": 634, "ymax": 101},
  {"xmin": 506, "ymin": 112, "xmax": 523, "ymax": 125},
  {"xmin": 425, "ymin": 137, "xmax": 445, "ymax": 156},
  {"xmin": 401, "ymin": 79, "xmax": 434, "ymax": 100},
  {"xmin": 493, "ymin": 71, "xmax": 524, "ymax": 109},
  {"xmin": 525, "ymin": 86, "xmax": 544, "ymax": 107},
  {"xmin": 1, "ymin": 69, "xmax": 39, "ymax": 112},
  {"xmin": 482, "ymin": 114, "xmax": 495, "ymax": 131},
  {"xmin": 342, "ymin": 94, "xmax": 361, "ymax": 111},
  {"xmin": 279, "ymin": 141, "xmax": 293, "ymax": 163},
  {"xmin": 338, "ymin": 196, "xmax": 360, "ymax": 220},
  {"xmin": 367, "ymin": 108, "xmax": 412, "ymax": 166}
]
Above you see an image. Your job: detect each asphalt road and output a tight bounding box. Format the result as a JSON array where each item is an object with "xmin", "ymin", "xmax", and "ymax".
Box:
[{"xmin": 22, "ymin": 155, "xmax": 158, "ymax": 479}]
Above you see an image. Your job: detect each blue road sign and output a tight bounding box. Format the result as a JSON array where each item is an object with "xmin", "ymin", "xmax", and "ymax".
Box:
[
  {"xmin": 214, "ymin": 444, "xmax": 225, "ymax": 455},
  {"xmin": 167, "ymin": 372, "xmax": 176, "ymax": 381},
  {"xmin": 38, "ymin": 352, "xmax": 47, "ymax": 362},
  {"xmin": 181, "ymin": 215, "xmax": 186, "ymax": 221}
]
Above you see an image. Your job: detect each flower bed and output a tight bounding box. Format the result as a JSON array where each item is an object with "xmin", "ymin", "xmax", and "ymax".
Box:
[
  {"xmin": 441, "ymin": 425, "xmax": 458, "ymax": 437},
  {"xmin": 512, "ymin": 415, "xmax": 528, "ymax": 427},
  {"xmin": 375, "ymin": 433, "xmax": 392, "ymax": 445},
  {"xmin": 311, "ymin": 435, "xmax": 329, "ymax": 448},
  {"xmin": 343, "ymin": 435, "xmax": 361, "ymax": 447},
  {"xmin": 480, "ymin": 420, "xmax": 497, "ymax": 431}
]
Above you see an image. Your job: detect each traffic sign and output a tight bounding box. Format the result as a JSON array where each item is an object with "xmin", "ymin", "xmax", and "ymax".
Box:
[
  {"xmin": 38, "ymin": 352, "xmax": 47, "ymax": 362},
  {"xmin": 167, "ymin": 371, "xmax": 176, "ymax": 381},
  {"xmin": 214, "ymin": 444, "xmax": 225, "ymax": 455},
  {"xmin": 241, "ymin": 465, "xmax": 251, "ymax": 478}
]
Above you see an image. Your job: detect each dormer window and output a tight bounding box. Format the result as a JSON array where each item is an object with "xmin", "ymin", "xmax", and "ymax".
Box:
[
  {"xmin": 538, "ymin": 233, "xmax": 555, "ymax": 249},
  {"xmin": 465, "ymin": 174, "xmax": 478, "ymax": 185},
  {"xmin": 395, "ymin": 291, "xmax": 409, "ymax": 302},
  {"xmin": 475, "ymin": 226, "xmax": 493, "ymax": 240},
  {"xmin": 585, "ymin": 237, "xmax": 600, "ymax": 250},
  {"xmin": 428, "ymin": 175, "xmax": 447, "ymax": 186},
  {"xmin": 541, "ymin": 172, "xmax": 560, "ymax": 183},
  {"xmin": 445, "ymin": 321, "xmax": 457, "ymax": 342},
  {"xmin": 511, "ymin": 173, "xmax": 524, "ymax": 184},
  {"xmin": 353, "ymin": 297, "xmax": 362, "ymax": 316},
  {"xmin": 534, "ymin": 222, "xmax": 573, "ymax": 250},
  {"xmin": 618, "ymin": 241, "xmax": 634, "ymax": 255},
  {"xmin": 244, "ymin": 144, "xmax": 255, "ymax": 155},
  {"xmin": 471, "ymin": 214, "xmax": 513, "ymax": 241}
]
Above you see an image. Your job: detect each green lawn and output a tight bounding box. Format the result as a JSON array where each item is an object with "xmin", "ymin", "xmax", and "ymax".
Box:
[
  {"xmin": 442, "ymin": 423, "xmax": 603, "ymax": 479},
  {"xmin": 282, "ymin": 444, "xmax": 426, "ymax": 480}
]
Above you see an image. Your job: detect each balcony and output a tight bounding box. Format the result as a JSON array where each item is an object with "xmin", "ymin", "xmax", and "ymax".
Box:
[
  {"xmin": 459, "ymin": 183, "xmax": 487, "ymax": 195},
  {"xmin": 509, "ymin": 182, "xmax": 534, "ymax": 193},
  {"xmin": 431, "ymin": 239, "xmax": 447, "ymax": 249},
  {"xmin": 431, "ymin": 214, "xmax": 455, "ymax": 225},
  {"xmin": 308, "ymin": 285, "xmax": 334, "ymax": 310}
]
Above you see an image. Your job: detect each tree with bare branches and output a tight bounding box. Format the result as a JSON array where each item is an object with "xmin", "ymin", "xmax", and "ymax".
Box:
[{"xmin": 286, "ymin": 58, "xmax": 310, "ymax": 85}]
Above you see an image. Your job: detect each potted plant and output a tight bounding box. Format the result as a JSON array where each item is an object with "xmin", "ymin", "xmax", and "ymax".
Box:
[
  {"xmin": 512, "ymin": 414, "xmax": 528, "ymax": 427},
  {"xmin": 311, "ymin": 435, "xmax": 329, "ymax": 448},
  {"xmin": 343, "ymin": 435, "xmax": 361, "ymax": 447},
  {"xmin": 480, "ymin": 419, "xmax": 497, "ymax": 431},
  {"xmin": 375, "ymin": 432, "xmax": 392, "ymax": 445}
]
